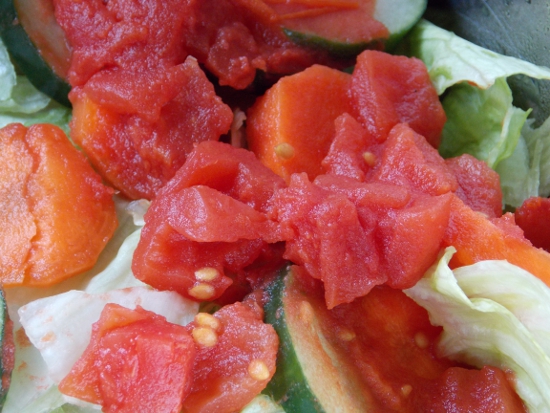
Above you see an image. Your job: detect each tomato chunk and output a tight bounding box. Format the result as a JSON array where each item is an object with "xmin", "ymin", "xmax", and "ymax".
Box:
[
  {"xmin": 377, "ymin": 193, "xmax": 452, "ymax": 289},
  {"xmin": 59, "ymin": 304, "xmax": 196, "ymax": 413},
  {"xmin": 183, "ymin": 302, "xmax": 279, "ymax": 413},
  {"xmin": 371, "ymin": 123, "xmax": 457, "ymax": 196},
  {"xmin": 70, "ymin": 57, "xmax": 233, "ymax": 200},
  {"xmin": 269, "ymin": 173, "xmax": 382, "ymax": 308},
  {"xmin": 443, "ymin": 194, "xmax": 550, "ymax": 287},
  {"xmin": 515, "ymin": 196, "xmax": 550, "ymax": 252},
  {"xmin": 350, "ymin": 50, "xmax": 446, "ymax": 146},
  {"xmin": 322, "ymin": 113, "xmax": 378, "ymax": 181},
  {"xmin": 132, "ymin": 141, "xmax": 287, "ymax": 303},
  {"xmin": 446, "ymin": 154, "xmax": 503, "ymax": 218}
]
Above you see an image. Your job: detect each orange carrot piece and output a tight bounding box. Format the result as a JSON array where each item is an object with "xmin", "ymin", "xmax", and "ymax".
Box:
[
  {"xmin": 246, "ymin": 64, "xmax": 352, "ymax": 182},
  {"xmin": 0, "ymin": 123, "xmax": 118, "ymax": 287},
  {"xmin": 443, "ymin": 194, "xmax": 550, "ymax": 286}
]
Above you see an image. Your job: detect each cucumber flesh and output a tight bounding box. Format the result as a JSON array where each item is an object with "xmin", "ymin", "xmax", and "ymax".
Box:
[
  {"xmin": 0, "ymin": 0, "xmax": 71, "ymax": 107},
  {"xmin": 263, "ymin": 267, "xmax": 378, "ymax": 412},
  {"xmin": 373, "ymin": 0, "xmax": 427, "ymax": 50}
]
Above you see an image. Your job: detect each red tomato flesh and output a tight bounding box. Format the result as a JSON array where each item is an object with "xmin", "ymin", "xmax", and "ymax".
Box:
[
  {"xmin": 182, "ymin": 302, "xmax": 279, "ymax": 413},
  {"xmin": 59, "ymin": 304, "xmax": 196, "ymax": 413},
  {"xmin": 349, "ymin": 50, "xmax": 447, "ymax": 147},
  {"xmin": 515, "ymin": 196, "xmax": 550, "ymax": 252}
]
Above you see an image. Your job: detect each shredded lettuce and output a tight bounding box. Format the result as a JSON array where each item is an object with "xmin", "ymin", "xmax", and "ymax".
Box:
[
  {"xmin": 405, "ymin": 248, "xmax": 550, "ymax": 413},
  {"xmin": 399, "ymin": 19, "xmax": 550, "ymax": 207},
  {"xmin": 0, "ymin": 38, "xmax": 70, "ymax": 134}
]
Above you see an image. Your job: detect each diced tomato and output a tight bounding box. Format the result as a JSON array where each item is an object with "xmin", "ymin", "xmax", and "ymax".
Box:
[
  {"xmin": 269, "ymin": 173, "xmax": 383, "ymax": 309},
  {"xmin": 183, "ymin": 0, "xmax": 341, "ymax": 89},
  {"xmin": 132, "ymin": 141, "xmax": 287, "ymax": 303},
  {"xmin": 70, "ymin": 57, "xmax": 233, "ymax": 200},
  {"xmin": 349, "ymin": 50, "xmax": 446, "ymax": 146},
  {"xmin": 158, "ymin": 140, "xmax": 287, "ymax": 214},
  {"xmin": 515, "ymin": 196, "xmax": 550, "ymax": 252},
  {"xmin": 370, "ymin": 123, "xmax": 458, "ymax": 196},
  {"xmin": 446, "ymin": 154, "xmax": 503, "ymax": 218},
  {"xmin": 443, "ymin": 194, "xmax": 550, "ymax": 287},
  {"xmin": 183, "ymin": 302, "xmax": 279, "ymax": 413},
  {"xmin": 376, "ymin": 193, "xmax": 452, "ymax": 288},
  {"xmin": 423, "ymin": 366, "xmax": 527, "ymax": 412},
  {"xmin": 322, "ymin": 112, "xmax": 378, "ymax": 181},
  {"xmin": 59, "ymin": 304, "xmax": 196, "ymax": 413}
]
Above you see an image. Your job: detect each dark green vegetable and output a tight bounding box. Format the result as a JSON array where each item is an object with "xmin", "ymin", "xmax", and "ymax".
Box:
[
  {"xmin": 0, "ymin": 0, "xmax": 71, "ymax": 107},
  {"xmin": 282, "ymin": 0, "xmax": 427, "ymax": 57}
]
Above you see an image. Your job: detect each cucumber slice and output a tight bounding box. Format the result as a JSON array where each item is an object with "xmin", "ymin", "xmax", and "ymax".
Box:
[
  {"xmin": 0, "ymin": 0, "xmax": 71, "ymax": 107},
  {"xmin": 373, "ymin": 0, "xmax": 427, "ymax": 50},
  {"xmin": 263, "ymin": 268, "xmax": 378, "ymax": 412},
  {"xmin": 282, "ymin": 0, "xmax": 427, "ymax": 57},
  {"xmin": 0, "ymin": 288, "xmax": 13, "ymax": 407}
]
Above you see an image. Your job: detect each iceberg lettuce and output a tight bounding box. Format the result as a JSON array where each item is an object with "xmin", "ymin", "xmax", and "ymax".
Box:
[
  {"xmin": 438, "ymin": 78, "xmax": 530, "ymax": 168},
  {"xmin": 400, "ymin": 19, "xmax": 550, "ymax": 207},
  {"xmin": 1, "ymin": 197, "xmax": 179, "ymax": 413},
  {"xmin": 405, "ymin": 248, "xmax": 550, "ymax": 413},
  {"xmin": 400, "ymin": 19, "xmax": 550, "ymax": 95}
]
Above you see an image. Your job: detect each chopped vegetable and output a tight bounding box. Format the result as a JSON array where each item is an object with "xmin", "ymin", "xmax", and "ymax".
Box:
[
  {"xmin": 59, "ymin": 304, "xmax": 196, "ymax": 413},
  {"xmin": 0, "ymin": 123, "xmax": 118, "ymax": 287},
  {"xmin": 405, "ymin": 247, "xmax": 550, "ymax": 413},
  {"xmin": 2, "ymin": 3, "xmax": 550, "ymax": 412},
  {"xmin": 264, "ymin": 266, "xmax": 525, "ymax": 411},
  {"xmin": 247, "ymin": 64, "xmax": 352, "ymax": 182}
]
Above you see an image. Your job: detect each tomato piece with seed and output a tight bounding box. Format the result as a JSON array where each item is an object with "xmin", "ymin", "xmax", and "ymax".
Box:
[
  {"xmin": 183, "ymin": 302, "xmax": 279, "ymax": 413},
  {"xmin": 59, "ymin": 304, "xmax": 196, "ymax": 413}
]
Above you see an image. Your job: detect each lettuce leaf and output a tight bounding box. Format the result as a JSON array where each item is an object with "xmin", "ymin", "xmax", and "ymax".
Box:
[
  {"xmin": 405, "ymin": 248, "xmax": 550, "ymax": 413},
  {"xmin": 399, "ymin": 19, "xmax": 550, "ymax": 207},
  {"xmin": 400, "ymin": 19, "xmax": 550, "ymax": 95},
  {"xmin": 438, "ymin": 78, "xmax": 530, "ymax": 168}
]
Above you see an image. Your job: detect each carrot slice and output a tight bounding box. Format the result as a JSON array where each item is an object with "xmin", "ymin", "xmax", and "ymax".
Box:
[
  {"xmin": 247, "ymin": 64, "xmax": 352, "ymax": 182},
  {"xmin": 444, "ymin": 194, "xmax": 550, "ymax": 285},
  {"xmin": 0, "ymin": 123, "xmax": 118, "ymax": 287}
]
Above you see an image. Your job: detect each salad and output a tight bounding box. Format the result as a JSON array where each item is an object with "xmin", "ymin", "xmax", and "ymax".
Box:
[{"xmin": 1, "ymin": 0, "xmax": 550, "ymax": 412}]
